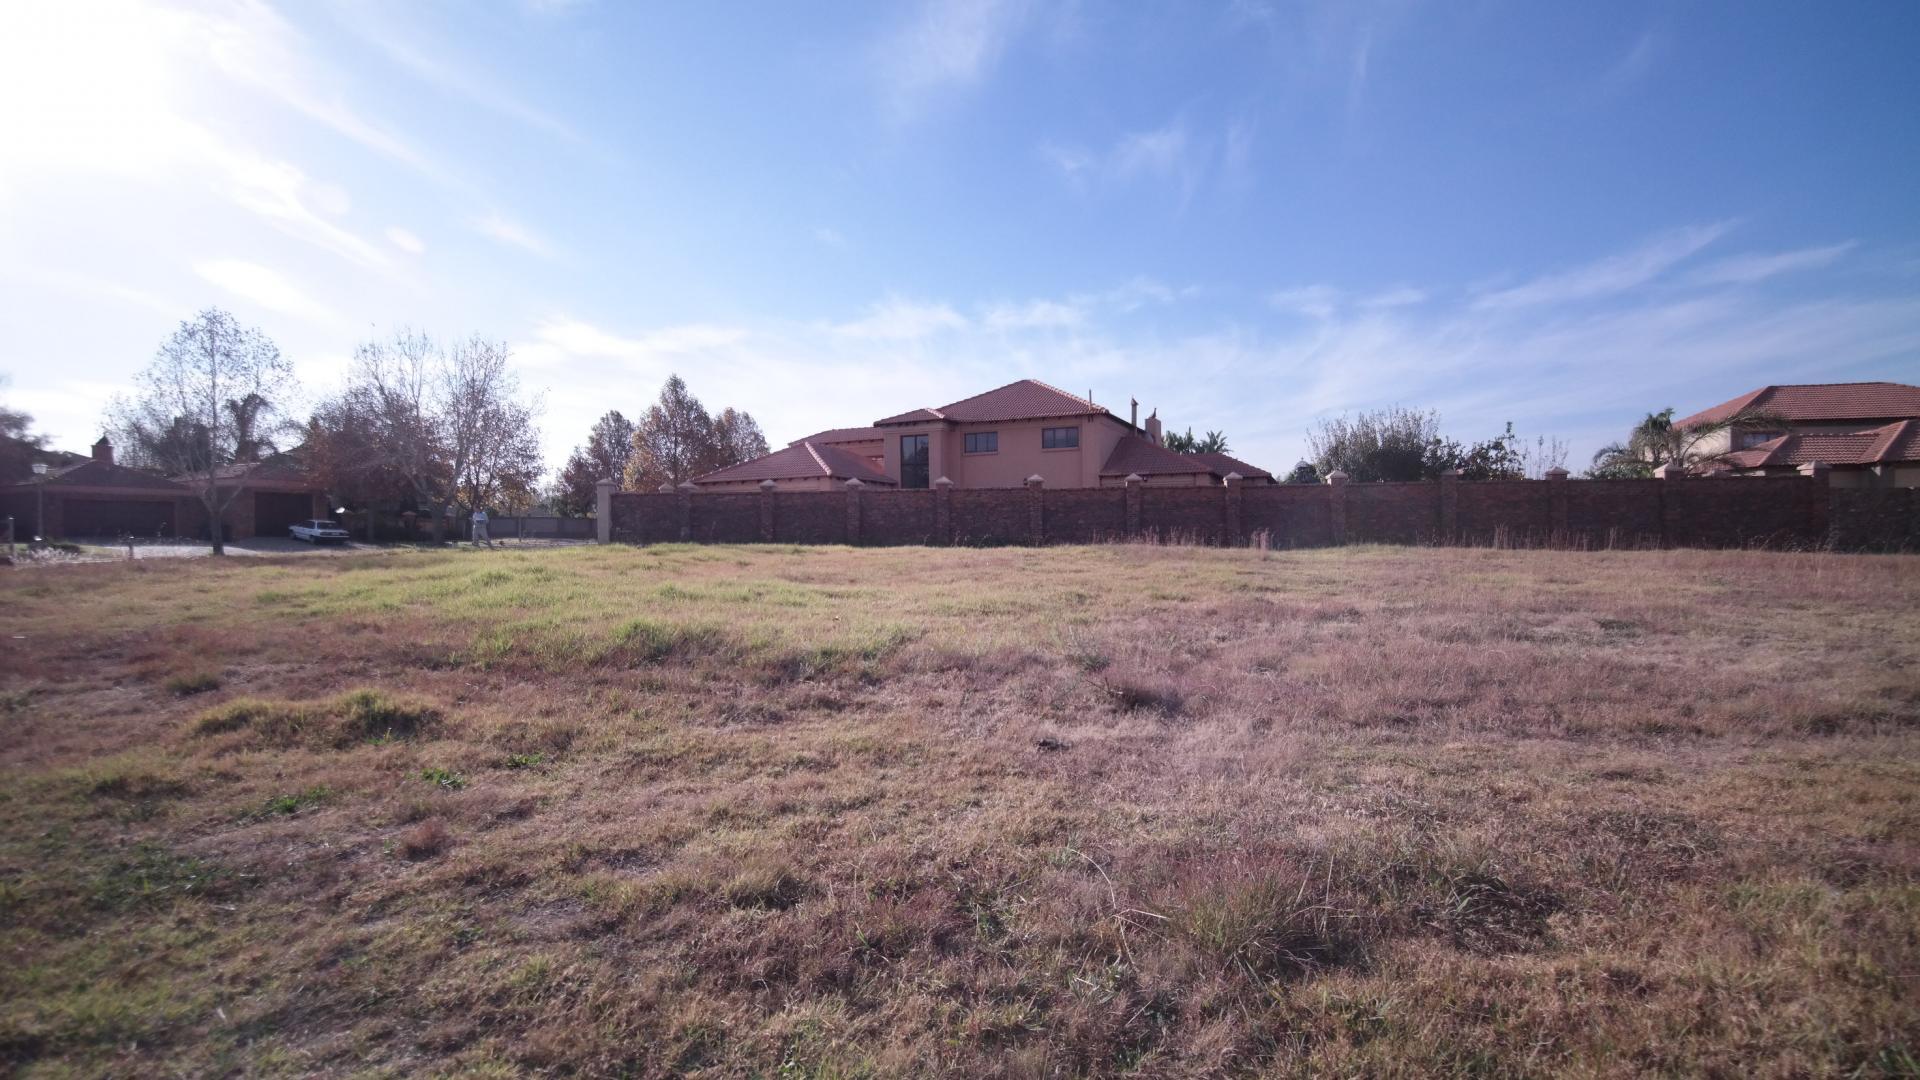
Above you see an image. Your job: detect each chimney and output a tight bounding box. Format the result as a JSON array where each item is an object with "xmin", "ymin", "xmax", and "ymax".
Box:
[
  {"xmin": 1130, "ymin": 397, "xmax": 1139, "ymax": 430},
  {"xmin": 92, "ymin": 436, "xmax": 113, "ymax": 465},
  {"xmin": 1145, "ymin": 410, "xmax": 1162, "ymax": 446}
]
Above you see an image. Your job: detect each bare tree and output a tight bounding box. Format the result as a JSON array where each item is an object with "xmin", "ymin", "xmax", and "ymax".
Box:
[
  {"xmin": 107, "ymin": 309, "xmax": 296, "ymax": 554},
  {"xmin": 319, "ymin": 330, "xmax": 543, "ymax": 541}
]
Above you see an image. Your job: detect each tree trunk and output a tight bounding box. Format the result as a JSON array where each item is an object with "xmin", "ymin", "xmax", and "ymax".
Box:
[{"xmin": 208, "ymin": 498, "xmax": 226, "ymax": 556}]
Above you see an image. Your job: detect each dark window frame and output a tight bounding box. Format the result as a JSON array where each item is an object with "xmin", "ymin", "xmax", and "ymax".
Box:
[
  {"xmin": 963, "ymin": 431, "xmax": 999, "ymax": 454},
  {"xmin": 1041, "ymin": 426, "xmax": 1080, "ymax": 450},
  {"xmin": 900, "ymin": 434, "xmax": 931, "ymax": 489}
]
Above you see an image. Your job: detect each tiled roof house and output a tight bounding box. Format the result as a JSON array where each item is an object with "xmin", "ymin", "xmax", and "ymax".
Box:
[
  {"xmin": 1680, "ymin": 382, "xmax": 1920, "ymax": 487},
  {"xmin": 693, "ymin": 379, "xmax": 1272, "ymax": 491}
]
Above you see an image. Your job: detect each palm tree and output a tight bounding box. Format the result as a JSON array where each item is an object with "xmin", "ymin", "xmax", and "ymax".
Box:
[{"xmin": 1588, "ymin": 407, "xmax": 1785, "ymax": 478}]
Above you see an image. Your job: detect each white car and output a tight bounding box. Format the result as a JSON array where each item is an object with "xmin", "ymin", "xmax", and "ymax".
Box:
[{"xmin": 290, "ymin": 519, "xmax": 350, "ymax": 544}]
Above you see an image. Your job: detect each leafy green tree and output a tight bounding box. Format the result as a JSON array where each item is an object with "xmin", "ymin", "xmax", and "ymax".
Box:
[
  {"xmin": 1587, "ymin": 407, "xmax": 1778, "ymax": 478},
  {"xmin": 557, "ymin": 410, "xmax": 636, "ymax": 515},
  {"xmin": 1164, "ymin": 427, "xmax": 1230, "ymax": 454},
  {"xmin": 1285, "ymin": 460, "xmax": 1320, "ymax": 484}
]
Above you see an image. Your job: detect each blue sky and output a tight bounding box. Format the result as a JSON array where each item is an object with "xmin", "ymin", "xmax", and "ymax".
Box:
[{"xmin": 3, "ymin": 0, "xmax": 1917, "ymax": 475}]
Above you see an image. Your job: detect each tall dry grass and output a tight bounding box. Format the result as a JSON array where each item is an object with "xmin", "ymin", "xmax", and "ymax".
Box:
[{"xmin": 1, "ymin": 542, "xmax": 1917, "ymax": 1076}]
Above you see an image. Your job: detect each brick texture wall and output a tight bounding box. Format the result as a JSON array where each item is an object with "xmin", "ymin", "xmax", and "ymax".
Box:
[{"xmin": 605, "ymin": 476, "xmax": 1918, "ymax": 552}]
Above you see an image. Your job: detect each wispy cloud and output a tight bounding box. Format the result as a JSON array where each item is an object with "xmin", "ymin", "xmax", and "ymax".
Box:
[
  {"xmin": 1359, "ymin": 286, "xmax": 1427, "ymax": 309},
  {"xmin": 1691, "ymin": 241, "xmax": 1856, "ymax": 286},
  {"xmin": 1270, "ymin": 285, "xmax": 1343, "ymax": 320},
  {"xmin": 1473, "ymin": 222, "xmax": 1734, "ymax": 309},
  {"xmin": 813, "ymin": 226, "xmax": 848, "ymax": 248},
  {"xmin": 1043, "ymin": 117, "xmax": 1220, "ymax": 207},
  {"xmin": 1596, "ymin": 31, "xmax": 1662, "ymax": 99},
  {"xmin": 386, "ymin": 227, "xmax": 426, "ymax": 255},
  {"xmin": 873, "ymin": 0, "xmax": 1029, "ymax": 120},
  {"xmin": 830, "ymin": 298, "xmax": 969, "ymax": 340},
  {"xmin": 194, "ymin": 258, "xmax": 336, "ymax": 324},
  {"xmin": 473, "ymin": 212, "xmax": 554, "ymax": 258},
  {"xmin": 982, "ymin": 298, "xmax": 1085, "ymax": 330},
  {"xmin": 516, "ymin": 317, "xmax": 749, "ymax": 369}
]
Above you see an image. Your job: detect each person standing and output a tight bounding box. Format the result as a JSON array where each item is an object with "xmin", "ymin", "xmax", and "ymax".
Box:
[{"xmin": 471, "ymin": 507, "xmax": 491, "ymax": 547}]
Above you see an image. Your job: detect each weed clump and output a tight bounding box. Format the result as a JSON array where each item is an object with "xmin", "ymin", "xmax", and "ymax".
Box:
[
  {"xmin": 398, "ymin": 818, "xmax": 452, "ymax": 860},
  {"xmin": 191, "ymin": 690, "xmax": 442, "ymax": 748}
]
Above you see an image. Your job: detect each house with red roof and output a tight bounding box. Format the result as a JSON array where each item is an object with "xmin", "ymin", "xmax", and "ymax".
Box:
[
  {"xmin": 0, "ymin": 437, "xmax": 329, "ymax": 539},
  {"xmin": 692, "ymin": 379, "xmax": 1270, "ymax": 491},
  {"xmin": 1678, "ymin": 381, "xmax": 1920, "ymax": 487}
]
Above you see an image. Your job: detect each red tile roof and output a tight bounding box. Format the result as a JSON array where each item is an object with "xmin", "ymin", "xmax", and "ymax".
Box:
[
  {"xmin": 1098, "ymin": 435, "xmax": 1271, "ymax": 480},
  {"xmin": 692, "ymin": 441, "xmax": 895, "ymax": 486},
  {"xmin": 788, "ymin": 426, "xmax": 885, "ymax": 447},
  {"xmin": 5, "ymin": 459, "xmax": 186, "ymax": 492},
  {"xmin": 1723, "ymin": 420, "xmax": 1920, "ymax": 468},
  {"xmin": 875, "ymin": 379, "xmax": 1118, "ymax": 427},
  {"xmin": 1677, "ymin": 382, "xmax": 1920, "ymax": 428}
]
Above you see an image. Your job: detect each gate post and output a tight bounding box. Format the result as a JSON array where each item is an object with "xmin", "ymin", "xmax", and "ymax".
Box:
[
  {"xmin": 1223, "ymin": 472, "xmax": 1244, "ymax": 546},
  {"xmin": 595, "ymin": 479, "xmax": 618, "ymax": 544},
  {"xmin": 1124, "ymin": 473, "xmax": 1143, "ymax": 538},
  {"xmin": 759, "ymin": 479, "xmax": 776, "ymax": 542},
  {"xmin": 1545, "ymin": 467, "xmax": 1570, "ymax": 545},
  {"xmin": 1798, "ymin": 461, "xmax": 1830, "ymax": 544},
  {"xmin": 1025, "ymin": 474, "xmax": 1045, "ymax": 546},
  {"xmin": 933, "ymin": 476, "xmax": 953, "ymax": 545},
  {"xmin": 1326, "ymin": 470, "xmax": 1348, "ymax": 546}
]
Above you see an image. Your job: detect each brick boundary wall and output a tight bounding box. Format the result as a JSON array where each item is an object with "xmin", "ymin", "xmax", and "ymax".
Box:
[{"xmin": 601, "ymin": 470, "xmax": 1920, "ymax": 552}]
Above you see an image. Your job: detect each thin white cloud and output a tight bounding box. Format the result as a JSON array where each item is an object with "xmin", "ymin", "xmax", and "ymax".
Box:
[
  {"xmin": 1691, "ymin": 241, "xmax": 1856, "ymax": 286},
  {"xmin": 516, "ymin": 317, "xmax": 749, "ymax": 370},
  {"xmin": 473, "ymin": 212, "xmax": 554, "ymax": 258},
  {"xmin": 830, "ymin": 299, "xmax": 969, "ymax": 340},
  {"xmin": 1596, "ymin": 31, "xmax": 1661, "ymax": 99},
  {"xmin": 1270, "ymin": 285, "xmax": 1343, "ymax": 320},
  {"xmin": 386, "ymin": 227, "xmax": 426, "ymax": 255},
  {"xmin": 1474, "ymin": 222, "xmax": 1734, "ymax": 310},
  {"xmin": 1359, "ymin": 286, "xmax": 1427, "ymax": 309},
  {"xmin": 1044, "ymin": 118, "xmax": 1216, "ymax": 206},
  {"xmin": 193, "ymin": 258, "xmax": 336, "ymax": 324},
  {"xmin": 874, "ymin": 0, "xmax": 1029, "ymax": 119},
  {"xmin": 983, "ymin": 299, "xmax": 1085, "ymax": 330},
  {"xmin": 813, "ymin": 226, "xmax": 848, "ymax": 248}
]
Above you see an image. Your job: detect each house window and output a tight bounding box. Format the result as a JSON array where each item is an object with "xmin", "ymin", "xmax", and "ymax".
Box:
[
  {"xmin": 900, "ymin": 435, "xmax": 930, "ymax": 489},
  {"xmin": 964, "ymin": 431, "xmax": 998, "ymax": 454},
  {"xmin": 1734, "ymin": 429, "xmax": 1785, "ymax": 450},
  {"xmin": 1041, "ymin": 426, "xmax": 1079, "ymax": 450}
]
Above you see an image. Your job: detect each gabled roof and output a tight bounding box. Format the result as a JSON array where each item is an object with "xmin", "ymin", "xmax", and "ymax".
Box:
[
  {"xmin": 692, "ymin": 440, "xmax": 897, "ymax": 486},
  {"xmin": 788, "ymin": 426, "xmax": 885, "ymax": 447},
  {"xmin": 1724, "ymin": 419, "xmax": 1920, "ymax": 469},
  {"xmin": 875, "ymin": 379, "xmax": 1120, "ymax": 427},
  {"xmin": 1677, "ymin": 382, "xmax": 1920, "ymax": 429},
  {"xmin": 5, "ymin": 458, "xmax": 186, "ymax": 492},
  {"xmin": 1098, "ymin": 435, "xmax": 1271, "ymax": 480}
]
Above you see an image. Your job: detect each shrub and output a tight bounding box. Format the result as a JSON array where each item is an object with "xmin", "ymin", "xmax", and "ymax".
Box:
[
  {"xmin": 398, "ymin": 818, "xmax": 452, "ymax": 860},
  {"xmin": 419, "ymin": 767, "xmax": 467, "ymax": 790}
]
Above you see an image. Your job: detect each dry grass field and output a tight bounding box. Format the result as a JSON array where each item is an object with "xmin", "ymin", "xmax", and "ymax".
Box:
[{"xmin": 2, "ymin": 542, "xmax": 1918, "ymax": 1078}]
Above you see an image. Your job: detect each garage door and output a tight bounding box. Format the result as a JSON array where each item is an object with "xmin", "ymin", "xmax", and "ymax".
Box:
[
  {"xmin": 254, "ymin": 491, "xmax": 314, "ymax": 538},
  {"xmin": 64, "ymin": 498, "xmax": 177, "ymax": 538}
]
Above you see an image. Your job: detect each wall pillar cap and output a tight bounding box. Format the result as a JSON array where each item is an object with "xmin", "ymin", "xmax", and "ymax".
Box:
[
  {"xmin": 1797, "ymin": 460, "xmax": 1830, "ymax": 478},
  {"xmin": 676, "ymin": 481, "xmax": 698, "ymax": 493},
  {"xmin": 1440, "ymin": 468, "xmax": 1463, "ymax": 477},
  {"xmin": 1325, "ymin": 470, "xmax": 1349, "ymax": 485},
  {"xmin": 1652, "ymin": 463, "xmax": 1680, "ymax": 479},
  {"xmin": 844, "ymin": 478, "xmax": 864, "ymax": 490},
  {"xmin": 1222, "ymin": 471, "xmax": 1243, "ymax": 485},
  {"xmin": 1544, "ymin": 467, "xmax": 1570, "ymax": 480},
  {"xmin": 1124, "ymin": 473, "xmax": 1144, "ymax": 486},
  {"xmin": 932, "ymin": 476, "xmax": 954, "ymax": 488},
  {"xmin": 657, "ymin": 482, "xmax": 676, "ymax": 493},
  {"xmin": 759, "ymin": 479, "xmax": 777, "ymax": 491},
  {"xmin": 595, "ymin": 478, "xmax": 620, "ymax": 491},
  {"xmin": 1025, "ymin": 474, "xmax": 1045, "ymax": 486}
]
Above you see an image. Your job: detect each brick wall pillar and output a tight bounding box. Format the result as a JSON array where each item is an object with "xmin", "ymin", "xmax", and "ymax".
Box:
[
  {"xmin": 758, "ymin": 479, "xmax": 776, "ymax": 542},
  {"xmin": 675, "ymin": 481, "xmax": 696, "ymax": 542},
  {"xmin": 1545, "ymin": 467, "xmax": 1569, "ymax": 545},
  {"xmin": 1653, "ymin": 464, "xmax": 1677, "ymax": 547},
  {"xmin": 1223, "ymin": 472, "xmax": 1244, "ymax": 546},
  {"xmin": 845, "ymin": 478, "xmax": 864, "ymax": 545},
  {"xmin": 933, "ymin": 476, "xmax": 953, "ymax": 545},
  {"xmin": 1025, "ymin": 474, "xmax": 1045, "ymax": 545},
  {"xmin": 1439, "ymin": 468, "xmax": 1460, "ymax": 541},
  {"xmin": 1326, "ymin": 470, "xmax": 1348, "ymax": 545},
  {"xmin": 1124, "ymin": 473, "xmax": 1143, "ymax": 538},
  {"xmin": 1798, "ymin": 461, "xmax": 1830, "ymax": 544},
  {"xmin": 595, "ymin": 479, "xmax": 618, "ymax": 544}
]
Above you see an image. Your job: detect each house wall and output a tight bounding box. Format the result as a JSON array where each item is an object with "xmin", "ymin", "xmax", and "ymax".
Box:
[
  {"xmin": 606, "ymin": 472, "xmax": 1917, "ymax": 551},
  {"xmin": 878, "ymin": 416, "xmax": 1134, "ymax": 489}
]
